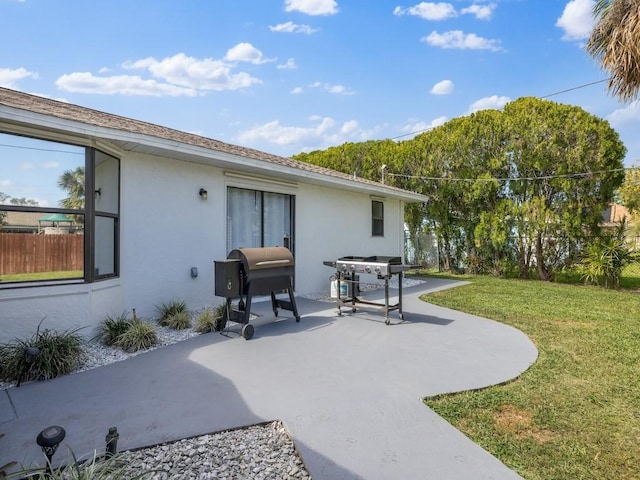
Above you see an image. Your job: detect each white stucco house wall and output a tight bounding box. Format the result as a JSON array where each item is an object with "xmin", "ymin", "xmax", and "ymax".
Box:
[{"xmin": 0, "ymin": 87, "xmax": 427, "ymax": 342}]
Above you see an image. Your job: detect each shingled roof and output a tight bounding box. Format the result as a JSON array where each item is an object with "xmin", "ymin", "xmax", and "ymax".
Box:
[{"xmin": 0, "ymin": 87, "xmax": 424, "ymax": 201}]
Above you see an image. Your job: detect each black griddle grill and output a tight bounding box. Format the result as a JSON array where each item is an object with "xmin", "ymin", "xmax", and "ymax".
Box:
[
  {"xmin": 323, "ymin": 255, "xmax": 412, "ymax": 324},
  {"xmin": 215, "ymin": 246, "xmax": 300, "ymax": 339}
]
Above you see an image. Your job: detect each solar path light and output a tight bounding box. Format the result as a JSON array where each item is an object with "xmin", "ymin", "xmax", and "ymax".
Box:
[{"xmin": 36, "ymin": 425, "xmax": 65, "ymax": 475}]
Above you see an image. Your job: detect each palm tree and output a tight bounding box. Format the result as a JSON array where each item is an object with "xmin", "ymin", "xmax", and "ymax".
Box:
[
  {"xmin": 586, "ymin": 0, "xmax": 640, "ymax": 102},
  {"xmin": 57, "ymin": 166, "xmax": 85, "ymax": 210}
]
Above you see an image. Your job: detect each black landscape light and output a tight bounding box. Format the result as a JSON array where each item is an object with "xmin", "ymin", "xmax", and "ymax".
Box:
[
  {"xmin": 17, "ymin": 346, "xmax": 40, "ymax": 387},
  {"xmin": 36, "ymin": 425, "xmax": 66, "ymax": 474},
  {"xmin": 105, "ymin": 426, "xmax": 119, "ymax": 457}
]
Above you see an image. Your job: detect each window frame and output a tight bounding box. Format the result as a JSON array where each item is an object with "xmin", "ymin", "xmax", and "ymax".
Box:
[
  {"xmin": 0, "ymin": 131, "xmax": 120, "ymax": 287},
  {"xmin": 226, "ymin": 186, "xmax": 296, "ymax": 254},
  {"xmin": 372, "ymin": 200, "xmax": 384, "ymax": 237}
]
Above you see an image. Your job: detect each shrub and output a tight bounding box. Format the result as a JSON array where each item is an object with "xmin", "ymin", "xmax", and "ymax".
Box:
[
  {"xmin": 94, "ymin": 312, "xmax": 132, "ymax": 346},
  {"xmin": 581, "ymin": 220, "xmax": 635, "ymax": 289},
  {"xmin": 0, "ymin": 321, "xmax": 86, "ymax": 383},
  {"xmin": 195, "ymin": 305, "xmax": 225, "ymax": 333},
  {"xmin": 114, "ymin": 320, "xmax": 158, "ymax": 352},
  {"xmin": 156, "ymin": 300, "xmax": 187, "ymax": 325},
  {"xmin": 163, "ymin": 311, "xmax": 192, "ymax": 330}
]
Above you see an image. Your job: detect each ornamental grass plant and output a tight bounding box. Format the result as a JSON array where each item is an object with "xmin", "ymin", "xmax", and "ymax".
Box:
[
  {"xmin": 113, "ymin": 320, "xmax": 158, "ymax": 353},
  {"xmin": 156, "ymin": 300, "xmax": 188, "ymax": 326},
  {"xmin": 195, "ymin": 304, "xmax": 225, "ymax": 333},
  {"xmin": 0, "ymin": 321, "xmax": 86, "ymax": 383},
  {"xmin": 162, "ymin": 311, "xmax": 192, "ymax": 330},
  {"xmin": 94, "ymin": 312, "xmax": 132, "ymax": 347}
]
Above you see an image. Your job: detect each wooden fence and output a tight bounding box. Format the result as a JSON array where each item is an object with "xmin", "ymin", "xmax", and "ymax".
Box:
[{"xmin": 0, "ymin": 233, "xmax": 84, "ymax": 274}]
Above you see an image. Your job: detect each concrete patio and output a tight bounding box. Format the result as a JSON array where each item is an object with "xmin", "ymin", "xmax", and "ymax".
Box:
[{"xmin": 1, "ymin": 277, "xmax": 538, "ymax": 479}]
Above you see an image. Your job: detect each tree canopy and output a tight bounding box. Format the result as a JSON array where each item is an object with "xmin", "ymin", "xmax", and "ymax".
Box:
[{"xmin": 294, "ymin": 97, "xmax": 627, "ymax": 280}]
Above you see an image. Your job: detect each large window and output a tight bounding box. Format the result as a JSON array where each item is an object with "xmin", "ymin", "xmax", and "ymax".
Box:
[
  {"xmin": 226, "ymin": 187, "xmax": 294, "ymax": 253},
  {"xmin": 0, "ymin": 132, "xmax": 119, "ymax": 285}
]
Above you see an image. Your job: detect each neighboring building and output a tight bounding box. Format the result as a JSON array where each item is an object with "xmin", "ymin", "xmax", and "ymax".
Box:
[
  {"xmin": 0, "ymin": 87, "xmax": 427, "ymax": 342},
  {"xmin": 601, "ymin": 202, "xmax": 639, "ymax": 250}
]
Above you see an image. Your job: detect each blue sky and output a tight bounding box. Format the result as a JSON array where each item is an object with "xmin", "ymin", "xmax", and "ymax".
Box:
[{"xmin": 1, "ymin": 0, "xmax": 639, "ymax": 174}]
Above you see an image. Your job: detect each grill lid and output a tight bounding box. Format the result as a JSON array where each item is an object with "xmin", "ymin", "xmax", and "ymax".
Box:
[{"xmin": 228, "ymin": 246, "xmax": 294, "ymax": 271}]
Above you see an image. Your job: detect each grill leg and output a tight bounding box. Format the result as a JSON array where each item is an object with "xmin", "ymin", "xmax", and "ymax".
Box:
[
  {"xmin": 286, "ymin": 280, "xmax": 301, "ymax": 322},
  {"xmin": 398, "ymin": 271, "xmax": 404, "ymax": 321},
  {"xmin": 384, "ymin": 277, "xmax": 390, "ymax": 325}
]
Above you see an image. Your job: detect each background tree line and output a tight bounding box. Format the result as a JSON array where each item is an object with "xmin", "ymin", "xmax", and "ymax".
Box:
[{"xmin": 294, "ymin": 97, "xmax": 628, "ymax": 281}]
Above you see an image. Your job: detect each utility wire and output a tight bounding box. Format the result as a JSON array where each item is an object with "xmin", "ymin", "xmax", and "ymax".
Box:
[{"xmin": 387, "ymin": 167, "xmax": 629, "ymax": 183}]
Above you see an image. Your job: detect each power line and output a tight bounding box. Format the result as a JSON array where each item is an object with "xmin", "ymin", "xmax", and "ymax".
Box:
[
  {"xmin": 540, "ymin": 78, "xmax": 610, "ymax": 99},
  {"xmin": 387, "ymin": 167, "xmax": 629, "ymax": 183}
]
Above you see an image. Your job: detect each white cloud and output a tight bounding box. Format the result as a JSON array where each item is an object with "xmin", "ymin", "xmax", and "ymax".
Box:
[
  {"xmin": 422, "ymin": 30, "xmax": 503, "ymax": 51},
  {"xmin": 236, "ymin": 116, "xmax": 383, "ymax": 150},
  {"xmin": 556, "ymin": 0, "xmax": 595, "ymax": 41},
  {"xmin": 269, "ymin": 21, "xmax": 318, "ymax": 34},
  {"xmin": 401, "ymin": 116, "xmax": 448, "ymax": 136},
  {"xmin": 17, "ymin": 161, "xmax": 59, "ymax": 170},
  {"xmin": 224, "ymin": 43, "xmax": 274, "ymax": 64},
  {"xmin": 607, "ymin": 100, "xmax": 640, "ymax": 127},
  {"xmin": 291, "ymin": 86, "xmax": 304, "ymax": 94},
  {"xmin": 284, "ymin": 0, "xmax": 338, "ymax": 16},
  {"xmin": 40, "ymin": 162, "xmax": 60, "ymax": 169},
  {"xmin": 341, "ymin": 120, "xmax": 360, "ymax": 135},
  {"xmin": 430, "ymin": 79, "xmax": 454, "ymax": 95},
  {"xmin": 277, "ymin": 58, "xmax": 298, "ymax": 70},
  {"xmin": 468, "ymin": 95, "xmax": 510, "ymax": 113},
  {"xmin": 122, "ymin": 52, "xmax": 262, "ymax": 91},
  {"xmin": 461, "ymin": 3, "xmax": 496, "ymax": 20},
  {"xmin": 237, "ymin": 117, "xmax": 336, "ymax": 146},
  {"xmin": 55, "ymin": 72, "xmax": 199, "ymax": 96},
  {"xmin": 393, "ymin": 2, "xmax": 457, "ymax": 21},
  {"xmin": 309, "ymin": 81, "xmax": 355, "ymax": 95},
  {"xmin": 0, "ymin": 67, "xmax": 38, "ymax": 88},
  {"xmin": 98, "ymin": 67, "xmax": 112, "ymax": 74}
]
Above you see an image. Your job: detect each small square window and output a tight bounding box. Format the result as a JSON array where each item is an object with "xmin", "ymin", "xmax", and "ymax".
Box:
[{"xmin": 372, "ymin": 200, "xmax": 384, "ymax": 237}]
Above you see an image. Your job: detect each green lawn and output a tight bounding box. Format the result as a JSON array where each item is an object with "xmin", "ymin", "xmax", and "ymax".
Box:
[
  {"xmin": 420, "ymin": 274, "xmax": 640, "ymax": 480},
  {"xmin": 0, "ymin": 270, "xmax": 83, "ymax": 283}
]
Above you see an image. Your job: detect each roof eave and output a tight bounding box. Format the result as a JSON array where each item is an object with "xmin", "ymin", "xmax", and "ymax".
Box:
[{"xmin": 0, "ymin": 104, "xmax": 428, "ymax": 203}]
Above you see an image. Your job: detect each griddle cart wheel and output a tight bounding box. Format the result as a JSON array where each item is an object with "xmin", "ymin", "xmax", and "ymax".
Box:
[
  {"xmin": 385, "ymin": 318, "xmax": 390, "ymax": 325},
  {"xmin": 241, "ymin": 324, "xmax": 255, "ymax": 340}
]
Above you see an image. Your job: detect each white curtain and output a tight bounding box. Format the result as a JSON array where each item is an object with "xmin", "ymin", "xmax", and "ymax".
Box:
[
  {"xmin": 227, "ymin": 188, "xmax": 262, "ymax": 251},
  {"xmin": 226, "ymin": 187, "xmax": 292, "ymax": 252}
]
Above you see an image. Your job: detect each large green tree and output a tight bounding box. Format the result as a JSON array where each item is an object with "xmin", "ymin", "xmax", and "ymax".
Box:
[
  {"xmin": 504, "ymin": 97, "xmax": 626, "ymax": 279},
  {"xmin": 587, "ymin": 0, "xmax": 640, "ymax": 101}
]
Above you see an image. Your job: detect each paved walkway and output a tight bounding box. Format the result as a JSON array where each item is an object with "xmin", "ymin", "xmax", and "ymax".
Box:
[{"xmin": 1, "ymin": 278, "xmax": 537, "ymax": 479}]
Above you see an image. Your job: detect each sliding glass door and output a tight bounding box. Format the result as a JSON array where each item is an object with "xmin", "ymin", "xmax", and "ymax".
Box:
[{"xmin": 226, "ymin": 187, "xmax": 294, "ymax": 253}]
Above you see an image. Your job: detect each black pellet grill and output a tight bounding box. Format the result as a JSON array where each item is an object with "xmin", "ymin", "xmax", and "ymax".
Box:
[{"xmin": 214, "ymin": 246, "xmax": 301, "ymax": 340}]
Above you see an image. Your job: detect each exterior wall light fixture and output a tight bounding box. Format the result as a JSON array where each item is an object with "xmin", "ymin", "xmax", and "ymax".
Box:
[
  {"xmin": 94, "ymin": 188, "xmax": 102, "ymax": 198},
  {"xmin": 199, "ymin": 188, "xmax": 208, "ymax": 200}
]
